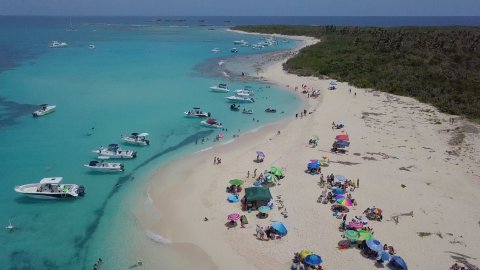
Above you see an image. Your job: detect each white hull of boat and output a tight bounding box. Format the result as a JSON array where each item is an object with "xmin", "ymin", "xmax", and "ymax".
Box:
[
  {"xmin": 32, "ymin": 105, "xmax": 56, "ymax": 117},
  {"xmin": 225, "ymin": 96, "xmax": 255, "ymax": 103},
  {"xmin": 210, "ymin": 86, "xmax": 230, "ymax": 92},
  {"xmin": 84, "ymin": 164, "xmax": 124, "ymax": 172},
  {"xmin": 200, "ymin": 121, "xmax": 223, "ymax": 129},
  {"xmin": 92, "ymin": 149, "xmax": 136, "ymax": 159},
  {"xmin": 121, "ymin": 137, "xmax": 149, "ymax": 146}
]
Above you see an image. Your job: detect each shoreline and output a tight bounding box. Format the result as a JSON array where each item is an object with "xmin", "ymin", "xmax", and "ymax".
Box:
[{"xmin": 137, "ymin": 30, "xmax": 480, "ymax": 270}]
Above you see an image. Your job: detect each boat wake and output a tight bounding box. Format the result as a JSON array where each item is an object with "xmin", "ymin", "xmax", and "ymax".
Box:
[
  {"xmin": 145, "ymin": 230, "xmax": 171, "ymax": 245},
  {"xmin": 222, "ymin": 71, "xmax": 230, "ymax": 78}
]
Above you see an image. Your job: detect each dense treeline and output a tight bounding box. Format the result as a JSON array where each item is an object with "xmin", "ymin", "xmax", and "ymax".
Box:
[{"xmin": 233, "ymin": 25, "xmax": 480, "ymax": 121}]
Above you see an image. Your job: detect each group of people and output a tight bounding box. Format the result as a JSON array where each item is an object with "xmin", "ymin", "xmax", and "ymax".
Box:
[
  {"xmin": 213, "ymin": 156, "xmax": 222, "ymax": 165},
  {"xmin": 291, "ymin": 252, "xmax": 323, "ymax": 270},
  {"xmin": 255, "ymin": 225, "xmax": 282, "ymax": 241},
  {"xmin": 450, "ymin": 263, "xmax": 477, "ymax": 270}
]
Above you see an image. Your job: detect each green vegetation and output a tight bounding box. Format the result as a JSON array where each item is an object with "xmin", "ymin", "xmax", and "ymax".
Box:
[{"xmin": 233, "ymin": 25, "xmax": 480, "ymax": 120}]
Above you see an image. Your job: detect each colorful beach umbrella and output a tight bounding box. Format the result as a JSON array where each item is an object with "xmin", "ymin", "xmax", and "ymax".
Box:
[
  {"xmin": 366, "ymin": 239, "xmax": 383, "ymax": 253},
  {"xmin": 256, "ymin": 151, "xmax": 265, "ymax": 158},
  {"xmin": 300, "ymin": 250, "xmax": 313, "ymax": 259},
  {"xmin": 304, "ymin": 254, "xmax": 323, "ymax": 266},
  {"xmin": 264, "ymin": 173, "xmax": 278, "ymax": 183},
  {"xmin": 357, "ymin": 229, "xmax": 374, "ymax": 240},
  {"xmin": 390, "ymin": 256, "xmax": 408, "ymax": 270},
  {"xmin": 229, "ymin": 179, "xmax": 244, "ymax": 186},
  {"xmin": 270, "ymin": 166, "xmax": 284, "ymax": 177},
  {"xmin": 344, "ymin": 230, "xmax": 360, "ymax": 241},
  {"xmin": 271, "ymin": 221, "xmax": 288, "ymax": 236},
  {"xmin": 258, "ymin": 206, "xmax": 271, "ymax": 214},
  {"xmin": 348, "ymin": 221, "xmax": 364, "ymax": 230},
  {"xmin": 336, "ymin": 196, "xmax": 353, "ymax": 207},
  {"xmin": 227, "ymin": 213, "xmax": 240, "ymax": 221}
]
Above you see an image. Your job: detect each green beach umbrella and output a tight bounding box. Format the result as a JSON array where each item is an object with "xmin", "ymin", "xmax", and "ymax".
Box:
[
  {"xmin": 344, "ymin": 230, "xmax": 360, "ymax": 241},
  {"xmin": 358, "ymin": 230, "xmax": 374, "ymax": 241},
  {"xmin": 270, "ymin": 166, "xmax": 284, "ymax": 177},
  {"xmin": 229, "ymin": 179, "xmax": 245, "ymax": 186}
]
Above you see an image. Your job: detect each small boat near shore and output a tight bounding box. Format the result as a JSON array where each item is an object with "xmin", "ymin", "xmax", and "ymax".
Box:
[
  {"xmin": 230, "ymin": 104, "xmax": 240, "ymax": 111},
  {"xmin": 184, "ymin": 107, "xmax": 211, "ymax": 118},
  {"xmin": 84, "ymin": 160, "xmax": 124, "ymax": 172},
  {"xmin": 14, "ymin": 177, "xmax": 85, "ymax": 199},
  {"xmin": 242, "ymin": 108, "xmax": 253, "ymax": 114},
  {"xmin": 93, "ymin": 144, "xmax": 137, "ymax": 159},
  {"xmin": 210, "ymin": 83, "xmax": 230, "ymax": 92},
  {"xmin": 265, "ymin": 108, "xmax": 277, "ymax": 113},
  {"xmin": 226, "ymin": 95, "xmax": 254, "ymax": 103},
  {"xmin": 121, "ymin": 133, "xmax": 150, "ymax": 146},
  {"xmin": 201, "ymin": 118, "xmax": 223, "ymax": 129},
  {"xmin": 32, "ymin": 104, "xmax": 56, "ymax": 117},
  {"xmin": 230, "ymin": 48, "xmax": 238, "ymax": 53},
  {"xmin": 234, "ymin": 88, "xmax": 254, "ymax": 96},
  {"xmin": 211, "ymin": 48, "xmax": 220, "ymax": 53},
  {"xmin": 49, "ymin": 41, "xmax": 68, "ymax": 48}
]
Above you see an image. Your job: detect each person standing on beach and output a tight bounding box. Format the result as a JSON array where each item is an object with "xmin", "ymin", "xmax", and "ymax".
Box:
[
  {"xmin": 247, "ymin": 171, "xmax": 250, "ymax": 178},
  {"xmin": 357, "ymin": 178, "xmax": 360, "ymax": 188},
  {"xmin": 253, "ymin": 168, "xmax": 257, "ymax": 178},
  {"xmin": 214, "ymin": 156, "xmax": 217, "ymax": 165}
]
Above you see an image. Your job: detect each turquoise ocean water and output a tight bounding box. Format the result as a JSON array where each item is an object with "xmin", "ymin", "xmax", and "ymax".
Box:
[{"xmin": 0, "ymin": 17, "xmax": 301, "ymax": 269}]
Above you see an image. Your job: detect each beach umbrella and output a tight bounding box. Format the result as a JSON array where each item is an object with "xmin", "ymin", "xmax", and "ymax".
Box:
[
  {"xmin": 264, "ymin": 174, "xmax": 278, "ymax": 183},
  {"xmin": 300, "ymin": 250, "xmax": 313, "ymax": 259},
  {"xmin": 335, "ymin": 140, "xmax": 350, "ymax": 147},
  {"xmin": 344, "ymin": 230, "xmax": 360, "ymax": 241},
  {"xmin": 332, "ymin": 188, "xmax": 345, "ymax": 195},
  {"xmin": 390, "ymin": 256, "xmax": 408, "ymax": 270},
  {"xmin": 336, "ymin": 197, "xmax": 353, "ymax": 207},
  {"xmin": 256, "ymin": 151, "xmax": 265, "ymax": 158},
  {"xmin": 258, "ymin": 206, "xmax": 271, "ymax": 214},
  {"xmin": 308, "ymin": 162, "xmax": 319, "ymax": 169},
  {"xmin": 229, "ymin": 179, "xmax": 244, "ymax": 186},
  {"xmin": 373, "ymin": 208, "xmax": 383, "ymax": 215},
  {"xmin": 271, "ymin": 221, "xmax": 288, "ymax": 236},
  {"xmin": 227, "ymin": 213, "xmax": 240, "ymax": 221},
  {"xmin": 366, "ymin": 239, "xmax": 383, "ymax": 253},
  {"xmin": 270, "ymin": 166, "xmax": 284, "ymax": 177},
  {"xmin": 335, "ymin": 175, "xmax": 347, "ymax": 182},
  {"xmin": 227, "ymin": 194, "xmax": 239, "ymax": 203},
  {"xmin": 357, "ymin": 229, "xmax": 374, "ymax": 240},
  {"xmin": 304, "ymin": 254, "xmax": 323, "ymax": 266},
  {"xmin": 335, "ymin": 135, "xmax": 349, "ymax": 141}
]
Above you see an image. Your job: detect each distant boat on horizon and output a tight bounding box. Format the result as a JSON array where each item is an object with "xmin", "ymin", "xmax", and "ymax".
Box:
[{"xmin": 66, "ymin": 17, "xmax": 77, "ymax": 32}]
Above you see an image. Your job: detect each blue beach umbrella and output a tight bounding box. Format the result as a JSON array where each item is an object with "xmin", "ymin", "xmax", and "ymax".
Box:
[
  {"xmin": 335, "ymin": 140, "xmax": 350, "ymax": 148},
  {"xmin": 271, "ymin": 221, "xmax": 288, "ymax": 236},
  {"xmin": 308, "ymin": 162, "xmax": 319, "ymax": 169},
  {"xmin": 366, "ymin": 239, "xmax": 383, "ymax": 253},
  {"xmin": 335, "ymin": 175, "xmax": 347, "ymax": 182},
  {"xmin": 390, "ymin": 256, "xmax": 408, "ymax": 270},
  {"xmin": 304, "ymin": 254, "xmax": 323, "ymax": 266},
  {"xmin": 378, "ymin": 251, "xmax": 391, "ymax": 262},
  {"xmin": 332, "ymin": 188, "xmax": 345, "ymax": 195},
  {"xmin": 258, "ymin": 205, "xmax": 271, "ymax": 214}
]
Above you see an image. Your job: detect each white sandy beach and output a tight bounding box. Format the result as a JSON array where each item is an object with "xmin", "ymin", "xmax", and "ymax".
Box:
[{"xmin": 136, "ymin": 32, "xmax": 480, "ymax": 270}]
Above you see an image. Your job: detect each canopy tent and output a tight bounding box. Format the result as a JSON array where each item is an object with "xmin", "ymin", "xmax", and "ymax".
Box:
[{"xmin": 244, "ymin": 187, "xmax": 272, "ymax": 210}]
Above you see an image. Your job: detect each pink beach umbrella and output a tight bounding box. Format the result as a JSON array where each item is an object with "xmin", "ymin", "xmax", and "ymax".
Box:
[
  {"xmin": 227, "ymin": 213, "xmax": 241, "ymax": 221},
  {"xmin": 348, "ymin": 221, "xmax": 364, "ymax": 230},
  {"xmin": 335, "ymin": 135, "xmax": 349, "ymax": 141}
]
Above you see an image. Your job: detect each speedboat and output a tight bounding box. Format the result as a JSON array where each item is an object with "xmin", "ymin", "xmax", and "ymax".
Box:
[
  {"xmin": 89, "ymin": 44, "xmax": 95, "ymax": 49},
  {"xmin": 201, "ymin": 118, "xmax": 223, "ymax": 129},
  {"xmin": 121, "ymin": 133, "xmax": 150, "ymax": 146},
  {"xmin": 230, "ymin": 104, "xmax": 240, "ymax": 111},
  {"xmin": 225, "ymin": 95, "xmax": 254, "ymax": 103},
  {"xmin": 242, "ymin": 108, "xmax": 253, "ymax": 114},
  {"xmin": 49, "ymin": 41, "xmax": 68, "ymax": 48},
  {"xmin": 84, "ymin": 160, "xmax": 124, "ymax": 172},
  {"xmin": 32, "ymin": 104, "xmax": 56, "ymax": 117},
  {"xmin": 234, "ymin": 88, "xmax": 254, "ymax": 96},
  {"xmin": 265, "ymin": 108, "xmax": 277, "ymax": 113},
  {"xmin": 230, "ymin": 48, "xmax": 238, "ymax": 53},
  {"xmin": 184, "ymin": 107, "xmax": 211, "ymax": 118},
  {"xmin": 14, "ymin": 177, "xmax": 85, "ymax": 199},
  {"xmin": 211, "ymin": 48, "xmax": 220, "ymax": 53},
  {"xmin": 92, "ymin": 144, "xmax": 137, "ymax": 159},
  {"xmin": 210, "ymin": 83, "xmax": 230, "ymax": 92},
  {"xmin": 233, "ymin": 39, "xmax": 246, "ymax": 45}
]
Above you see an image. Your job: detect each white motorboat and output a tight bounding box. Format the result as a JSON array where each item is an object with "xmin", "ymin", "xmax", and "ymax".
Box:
[
  {"xmin": 242, "ymin": 108, "xmax": 254, "ymax": 114},
  {"xmin": 201, "ymin": 118, "xmax": 223, "ymax": 129},
  {"xmin": 92, "ymin": 144, "xmax": 137, "ymax": 159},
  {"xmin": 89, "ymin": 44, "xmax": 95, "ymax": 49},
  {"xmin": 32, "ymin": 104, "xmax": 56, "ymax": 117},
  {"xmin": 225, "ymin": 95, "xmax": 254, "ymax": 103},
  {"xmin": 49, "ymin": 41, "xmax": 68, "ymax": 48},
  {"xmin": 84, "ymin": 160, "xmax": 124, "ymax": 172},
  {"xmin": 233, "ymin": 39, "xmax": 247, "ymax": 45},
  {"xmin": 121, "ymin": 133, "xmax": 150, "ymax": 146},
  {"xmin": 14, "ymin": 177, "xmax": 85, "ymax": 199},
  {"xmin": 210, "ymin": 83, "xmax": 230, "ymax": 92},
  {"xmin": 230, "ymin": 48, "xmax": 238, "ymax": 53},
  {"xmin": 184, "ymin": 107, "xmax": 211, "ymax": 118},
  {"xmin": 211, "ymin": 48, "xmax": 220, "ymax": 53},
  {"xmin": 234, "ymin": 87, "xmax": 254, "ymax": 96}
]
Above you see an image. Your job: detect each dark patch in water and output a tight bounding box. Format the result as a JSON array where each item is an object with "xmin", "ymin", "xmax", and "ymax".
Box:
[
  {"xmin": 0, "ymin": 97, "xmax": 39, "ymax": 128},
  {"xmin": 74, "ymin": 129, "xmax": 213, "ymax": 268},
  {"xmin": 9, "ymin": 250, "xmax": 34, "ymax": 270},
  {"xmin": 0, "ymin": 43, "xmax": 39, "ymax": 74}
]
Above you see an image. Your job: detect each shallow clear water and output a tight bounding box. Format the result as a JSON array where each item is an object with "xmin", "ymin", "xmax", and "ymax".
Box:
[{"xmin": 0, "ymin": 17, "xmax": 301, "ymax": 269}]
